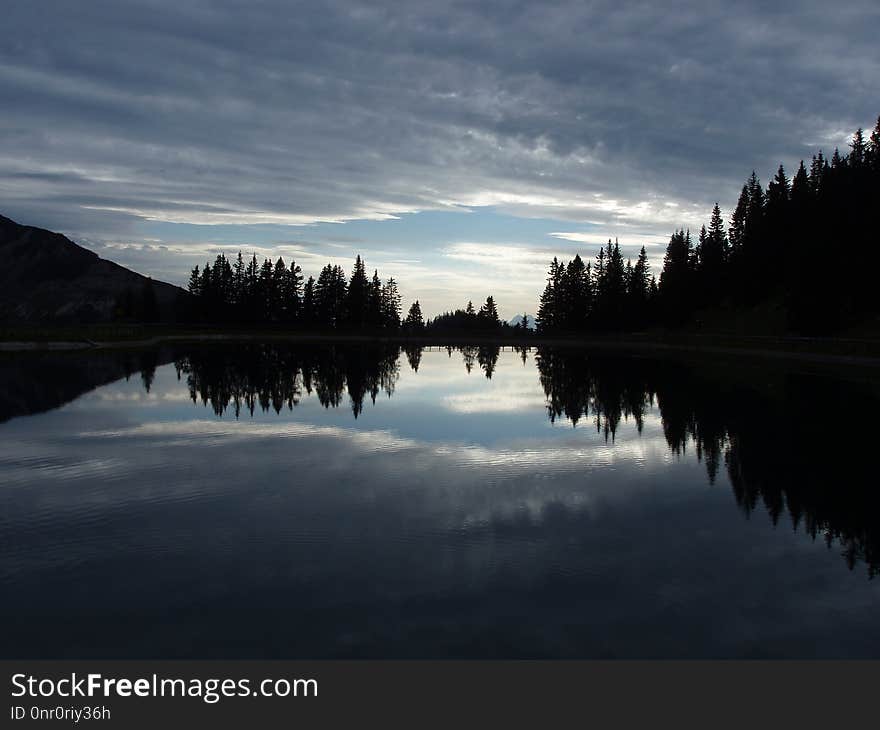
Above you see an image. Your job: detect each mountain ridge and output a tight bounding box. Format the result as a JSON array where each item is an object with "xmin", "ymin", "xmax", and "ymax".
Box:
[{"xmin": 0, "ymin": 214, "xmax": 185, "ymax": 324}]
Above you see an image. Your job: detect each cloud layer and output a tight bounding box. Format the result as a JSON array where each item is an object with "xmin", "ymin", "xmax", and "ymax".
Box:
[{"xmin": 2, "ymin": 0, "xmax": 878, "ymax": 311}]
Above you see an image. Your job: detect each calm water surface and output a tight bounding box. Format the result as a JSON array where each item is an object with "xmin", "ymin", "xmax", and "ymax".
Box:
[{"xmin": 1, "ymin": 343, "xmax": 878, "ymax": 658}]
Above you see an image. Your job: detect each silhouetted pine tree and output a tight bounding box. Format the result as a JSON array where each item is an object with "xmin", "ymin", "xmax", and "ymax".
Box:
[
  {"xmin": 301, "ymin": 276, "xmax": 316, "ymax": 326},
  {"xmin": 850, "ymin": 128, "xmax": 867, "ymax": 166},
  {"xmin": 628, "ymin": 246, "xmax": 652, "ymax": 326},
  {"xmin": 344, "ymin": 255, "xmax": 370, "ymax": 328},
  {"xmin": 694, "ymin": 204, "xmax": 728, "ymax": 302},
  {"xmin": 367, "ymin": 270, "xmax": 383, "ymax": 328},
  {"xmin": 478, "ymin": 295, "xmax": 499, "ymax": 326},
  {"xmin": 270, "ymin": 258, "xmax": 287, "ymax": 320},
  {"xmin": 232, "ymin": 252, "xmax": 245, "ymax": 309},
  {"xmin": 188, "ymin": 265, "xmax": 201, "ymax": 297},
  {"xmin": 604, "ymin": 239, "xmax": 626, "ymax": 328},
  {"xmin": 868, "ymin": 116, "xmax": 880, "ymax": 171},
  {"xmin": 465, "ymin": 300, "xmax": 476, "ymax": 318},
  {"xmin": 659, "ymin": 229, "xmax": 693, "ymax": 323},
  {"xmin": 403, "ymin": 300, "xmax": 424, "ymax": 332},
  {"xmin": 809, "ymin": 151, "xmax": 827, "ymax": 196},
  {"xmin": 728, "ymin": 183, "xmax": 749, "ymax": 258},
  {"xmin": 536, "ymin": 257, "xmax": 564, "ymax": 333},
  {"xmin": 283, "ymin": 259, "xmax": 303, "ymax": 322},
  {"xmin": 314, "ymin": 263, "xmax": 347, "ymax": 327},
  {"xmin": 564, "ymin": 254, "xmax": 590, "ymax": 329},
  {"xmin": 381, "ymin": 277, "xmax": 401, "ymax": 329}
]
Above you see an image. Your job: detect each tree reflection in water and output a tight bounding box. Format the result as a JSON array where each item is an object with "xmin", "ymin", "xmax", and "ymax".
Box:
[{"xmin": 2, "ymin": 342, "xmax": 876, "ymax": 576}]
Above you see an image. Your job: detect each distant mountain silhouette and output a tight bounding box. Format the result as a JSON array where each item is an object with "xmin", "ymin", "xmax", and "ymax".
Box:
[
  {"xmin": 0, "ymin": 214, "xmax": 185, "ymax": 324},
  {"xmin": 508, "ymin": 314, "xmax": 535, "ymax": 330}
]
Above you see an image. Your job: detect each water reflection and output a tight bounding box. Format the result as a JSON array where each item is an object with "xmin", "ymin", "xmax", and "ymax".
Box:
[
  {"xmin": 534, "ymin": 348, "xmax": 880, "ymax": 576},
  {"xmin": 175, "ymin": 344, "xmax": 880, "ymax": 577},
  {"xmin": 1, "ymin": 342, "xmax": 878, "ymax": 658},
  {"xmin": 4, "ymin": 342, "xmax": 877, "ymax": 578},
  {"xmin": 176, "ymin": 343, "xmax": 401, "ymax": 418},
  {"xmin": 0, "ymin": 348, "xmax": 175, "ymax": 423}
]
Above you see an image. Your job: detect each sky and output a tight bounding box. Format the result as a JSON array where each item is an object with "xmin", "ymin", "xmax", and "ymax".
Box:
[{"xmin": 2, "ymin": 1, "xmax": 878, "ymax": 319}]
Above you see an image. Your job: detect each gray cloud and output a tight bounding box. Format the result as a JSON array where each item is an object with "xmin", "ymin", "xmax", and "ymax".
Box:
[{"xmin": 1, "ymin": 0, "xmax": 878, "ymax": 252}]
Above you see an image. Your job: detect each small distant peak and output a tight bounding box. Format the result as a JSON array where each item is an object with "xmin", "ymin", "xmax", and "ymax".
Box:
[{"xmin": 508, "ymin": 314, "xmax": 536, "ymax": 330}]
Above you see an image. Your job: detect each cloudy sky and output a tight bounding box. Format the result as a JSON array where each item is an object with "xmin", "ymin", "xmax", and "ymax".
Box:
[{"xmin": 2, "ymin": 1, "xmax": 878, "ymax": 317}]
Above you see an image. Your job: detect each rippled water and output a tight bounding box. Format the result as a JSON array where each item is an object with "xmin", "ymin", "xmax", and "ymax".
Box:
[{"xmin": 1, "ymin": 343, "xmax": 878, "ymax": 658}]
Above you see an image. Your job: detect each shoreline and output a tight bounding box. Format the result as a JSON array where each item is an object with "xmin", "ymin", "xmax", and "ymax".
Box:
[{"xmin": 3, "ymin": 330, "xmax": 880, "ymax": 369}]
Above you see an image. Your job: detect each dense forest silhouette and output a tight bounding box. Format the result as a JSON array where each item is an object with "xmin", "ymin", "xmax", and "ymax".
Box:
[
  {"xmin": 183, "ymin": 251, "xmax": 517, "ymax": 334},
  {"xmin": 536, "ymin": 117, "xmax": 880, "ymax": 335},
  {"xmin": 185, "ymin": 253, "xmax": 405, "ymax": 330}
]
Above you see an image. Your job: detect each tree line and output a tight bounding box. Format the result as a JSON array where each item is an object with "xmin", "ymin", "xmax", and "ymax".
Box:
[
  {"xmin": 425, "ymin": 295, "xmax": 525, "ymax": 333},
  {"xmin": 537, "ymin": 115, "xmax": 880, "ymax": 335},
  {"xmin": 536, "ymin": 243, "xmax": 654, "ymax": 333},
  {"xmin": 183, "ymin": 250, "xmax": 529, "ymax": 335},
  {"xmin": 185, "ymin": 253, "xmax": 411, "ymax": 330},
  {"xmin": 159, "ymin": 114, "xmax": 880, "ymax": 337}
]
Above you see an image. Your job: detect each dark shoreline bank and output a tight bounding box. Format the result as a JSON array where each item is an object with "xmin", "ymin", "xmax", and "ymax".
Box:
[{"xmin": 3, "ymin": 325, "xmax": 880, "ymax": 371}]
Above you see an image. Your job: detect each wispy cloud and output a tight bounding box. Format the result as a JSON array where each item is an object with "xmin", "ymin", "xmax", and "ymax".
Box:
[{"xmin": 1, "ymin": 0, "xmax": 877, "ymax": 308}]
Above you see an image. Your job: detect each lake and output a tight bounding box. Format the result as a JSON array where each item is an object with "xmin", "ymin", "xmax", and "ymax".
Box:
[{"xmin": 1, "ymin": 342, "xmax": 878, "ymax": 658}]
